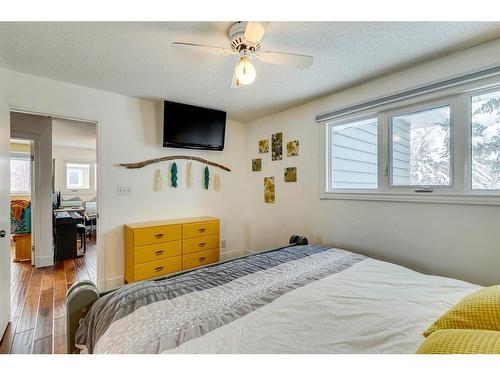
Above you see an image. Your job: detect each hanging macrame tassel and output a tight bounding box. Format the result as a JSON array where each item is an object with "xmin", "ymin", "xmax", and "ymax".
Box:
[
  {"xmin": 153, "ymin": 165, "xmax": 162, "ymax": 191},
  {"xmin": 214, "ymin": 173, "xmax": 221, "ymax": 191},
  {"xmin": 204, "ymin": 166, "xmax": 210, "ymax": 189},
  {"xmin": 171, "ymin": 162, "xmax": 178, "ymax": 188},
  {"xmin": 185, "ymin": 161, "xmax": 192, "ymax": 188}
]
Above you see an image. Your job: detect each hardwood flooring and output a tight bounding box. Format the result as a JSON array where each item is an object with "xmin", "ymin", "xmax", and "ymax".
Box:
[{"xmin": 0, "ymin": 238, "xmax": 96, "ymax": 354}]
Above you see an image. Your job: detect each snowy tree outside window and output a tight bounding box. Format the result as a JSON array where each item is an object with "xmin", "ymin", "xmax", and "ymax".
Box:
[
  {"xmin": 392, "ymin": 106, "xmax": 451, "ymax": 186},
  {"xmin": 471, "ymin": 90, "xmax": 500, "ymax": 190}
]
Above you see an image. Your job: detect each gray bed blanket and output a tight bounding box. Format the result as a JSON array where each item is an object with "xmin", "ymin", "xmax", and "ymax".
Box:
[{"xmin": 76, "ymin": 245, "xmax": 365, "ymax": 353}]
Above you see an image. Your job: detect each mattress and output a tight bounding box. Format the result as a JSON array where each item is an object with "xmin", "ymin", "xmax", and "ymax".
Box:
[{"xmin": 76, "ymin": 245, "xmax": 479, "ymax": 354}]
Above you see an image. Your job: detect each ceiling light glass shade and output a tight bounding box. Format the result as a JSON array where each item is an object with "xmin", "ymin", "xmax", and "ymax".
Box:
[{"xmin": 234, "ymin": 55, "xmax": 256, "ymax": 85}]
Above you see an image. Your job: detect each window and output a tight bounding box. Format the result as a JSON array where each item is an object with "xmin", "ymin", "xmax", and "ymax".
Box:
[
  {"xmin": 322, "ymin": 80, "xmax": 500, "ymax": 204},
  {"xmin": 330, "ymin": 117, "xmax": 378, "ymax": 189},
  {"xmin": 391, "ymin": 106, "xmax": 451, "ymax": 186},
  {"xmin": 10, "ymin": 153, "xmax": 31, "ymax": 195},
  {"xmin": 63, "ymin": 160, "xmax": 95, "ymax": 192},
  {"xmin": 471, "ymin": 89, "xmax": 500, "ymax": 190}
]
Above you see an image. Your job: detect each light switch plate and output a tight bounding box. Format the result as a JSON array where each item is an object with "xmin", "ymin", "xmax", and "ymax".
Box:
[
  {"xmin": 221, "ymin": 239, "xmax": 226, "ymax": 249},
  {"xmin": 117, "ymin": 185, "xmax": 132, "ymax": 195}
]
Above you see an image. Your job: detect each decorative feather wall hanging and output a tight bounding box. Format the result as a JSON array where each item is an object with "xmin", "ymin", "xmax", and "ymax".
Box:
[
  {"xmin": 204, "ymin": 166, "xmax": 210, "ymax": 189},
  {"xmin": 171, "ymin": 162, "xmax": 178, "ymax": 188},
  {"xmin": 153, "ymin": 164, "xmax": 162, "ymax": 191},
  {"xmin": 185, "ymin": 161, "xmax": 192, "ymax": 188},
  {"xmin": 214, "ymin": 173, "xmax": 221, "ymax": 192}
]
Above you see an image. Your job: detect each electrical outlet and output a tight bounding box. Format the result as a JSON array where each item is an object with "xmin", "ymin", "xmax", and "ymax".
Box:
[
  {"xmin": 117, "ymin": 185, "xmax": 132, "ymax": 195},
  {"xmin": 221, "ymin": 239, "xmax": 226, "ymax": 249}
]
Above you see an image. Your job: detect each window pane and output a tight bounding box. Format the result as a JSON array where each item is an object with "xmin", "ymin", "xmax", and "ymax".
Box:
[
  {"xmin": 10, "ymin": 158, "xmax": 31, "ymax": 194},
  {"xmin": 331, "ymin": 117, "xmax": 378, "ymax": 189},
  {"xmin": 65, "ymin": 163, "xmax": 90, "ymax": 189},
  {"xmin": 391, "ymin": 106, "xmax": 451, "ymax": 186},
  {"xmin": 471, "ymin": 90, "xmax": 500, "ymax": 190}
]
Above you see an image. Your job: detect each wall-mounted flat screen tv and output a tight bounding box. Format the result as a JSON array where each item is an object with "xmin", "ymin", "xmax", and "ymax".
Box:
[{"xmin": 163, "ymin": 100, "xmax": 227, "ymax": 151}]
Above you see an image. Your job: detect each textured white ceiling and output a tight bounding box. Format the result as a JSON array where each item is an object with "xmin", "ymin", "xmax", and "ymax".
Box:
[{"xmin": 1, "ymin": 22, "xmax": 500, "ymax": 122}]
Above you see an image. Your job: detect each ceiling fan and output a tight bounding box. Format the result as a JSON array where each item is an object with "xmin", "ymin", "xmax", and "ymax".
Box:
[{"xmin": 171, "ymin": 22, "xmax": 314, "ymax": 87}]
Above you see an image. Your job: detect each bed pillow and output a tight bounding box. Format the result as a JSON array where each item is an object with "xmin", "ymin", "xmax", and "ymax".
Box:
[
  {"xmin": 417, "ymin": 329, "xmax": 500, "ymax": 354},
  {"xmin": 423, "ymin": 285, "xmax": 500, "ymax": 337}
]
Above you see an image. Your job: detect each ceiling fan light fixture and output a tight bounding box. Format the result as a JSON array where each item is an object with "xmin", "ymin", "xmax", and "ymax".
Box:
[{"xmin": 234, "ymin": 55, "xmax": 256, "ymax": 86}]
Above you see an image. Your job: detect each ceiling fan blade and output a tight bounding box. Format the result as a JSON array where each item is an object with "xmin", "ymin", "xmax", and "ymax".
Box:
[
  {"xmin": 244, "ymin": 22, "xmax": 270, "ymax": 44},
  {"xmin": 256, "ymin": 51, "xmax": 313, "ymax": 69},
  {"xmin": 171, "ymin": 42, "xmax": 233, "ymax": 56}
]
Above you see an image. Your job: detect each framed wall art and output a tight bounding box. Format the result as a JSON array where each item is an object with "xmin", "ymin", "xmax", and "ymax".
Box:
[
  {"xmin": 284, "ymin": 167, "xmax": 297, "ymax": 182},
  {"xmin": 252, "ymin": 158, "xmax": 262, "ymax": 171},
  {"xmin": 264, "ymin": 177, "xmax": 275, "ymax": 203},
  {"xmin": 271, "ymin": 132, "xmax": 283, "ymax": 161}
]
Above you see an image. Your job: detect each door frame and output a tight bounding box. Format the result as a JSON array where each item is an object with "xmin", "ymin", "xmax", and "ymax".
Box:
[
  {"xmin": 9, "ymin": 136, "xmax": 38, "ymax": 267},
  {"xmin": 30, "ymin": 139, "xmax": 36, "ymax": 266},
  {"xmin": 9, "ymin": 108, "xmax": 102, "ymax": 291},
  {"xmin": 0, "ymin": 99, "xmax": 11, "ymax": 338}
]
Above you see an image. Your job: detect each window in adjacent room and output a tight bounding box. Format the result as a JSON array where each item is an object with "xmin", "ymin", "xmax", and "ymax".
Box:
[
  {"xmin": 10, "ymin": 152, "xmax": 31, "ymax": 195},
  {"xmin": 329, "ymin": 116, "xmax": 378, "ymax": 190},
  {"xmin": 390, "ymin": 105, "xmax": 451, "ymax": 187},
  {"xmin": 471, "ymin": 89, "xmax": 500, "ymax": 190},
  {"xmin": 63, "ymin": 160, "xmax": 95, "ymax": 191}
]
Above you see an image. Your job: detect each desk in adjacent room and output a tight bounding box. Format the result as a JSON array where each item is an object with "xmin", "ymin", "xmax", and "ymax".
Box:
[{"xmin": 53, "ymin": 210, "xmax": 84, "ymax": 260}]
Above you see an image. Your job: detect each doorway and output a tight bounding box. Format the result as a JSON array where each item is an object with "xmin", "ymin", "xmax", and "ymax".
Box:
[
  {"xmin": 1, "ymin": 112, "xmax": 98, "ymax": 354},
  {"xmin": 9, "ymin": 138, "xmax": 34, "ymax": 266}
]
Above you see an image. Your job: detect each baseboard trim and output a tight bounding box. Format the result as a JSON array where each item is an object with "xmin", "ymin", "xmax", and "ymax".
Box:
[
  {"xmin": 35, "ymin": 255, "xmax": 53, "ymax": 268},
  {"xmin": 105, "ymin": 276, "xmax": 124, "ymax": 291}
]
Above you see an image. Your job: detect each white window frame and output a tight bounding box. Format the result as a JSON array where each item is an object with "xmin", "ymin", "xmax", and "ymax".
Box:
[
  {"xmin": 10, "ymin": 151, "xmax": 31, "ymax": 195},
  {"xmin": 62, "ymin": 158, "xmax": 96, "ymax": 194},
  {"xmin": 386, "ymin": 99, "xmax": 456, "ymax": 193},
  {"xmin": 321, "ymin": 79, "xmax": 500, "ymax": 205}
]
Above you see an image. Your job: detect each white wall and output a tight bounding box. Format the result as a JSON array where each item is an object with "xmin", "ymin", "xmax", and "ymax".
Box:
[
  {"xmin": 10, "ymin": 112, "xmax": 53, "ymax": 267},
  {"xmin": 1, "ymin": 68, "xmax": 247, "ymax": 290},
  {"xmin": 244, "ymin": 38, "xmax": 500, "ymax": 286},
  {"xmin": 53, "ymin": 145, "xmax": 97, "ymax": 202}
]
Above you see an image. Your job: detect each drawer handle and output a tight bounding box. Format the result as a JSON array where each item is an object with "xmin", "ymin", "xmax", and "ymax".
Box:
[
  {"xmin": 155, "ymin": 250, "xmax": 164, "ymax": 255},
  {"xmin": 199, "ymin": 242, "xmax": 206, "ymax": 247},
  {"xmin": 154, "ymin": 266, "xmax": 164, "ymax": 272},
  {"xmin": 198, "ymin": 228, "xmax": 206, "ymax": 233},
  {"xmin": 198, "ymin": 257, "xmax": 206, "ymax": 262},
  {"xmin": 154, "ymin": 233, "xmax": 165, "ymax": 239}
]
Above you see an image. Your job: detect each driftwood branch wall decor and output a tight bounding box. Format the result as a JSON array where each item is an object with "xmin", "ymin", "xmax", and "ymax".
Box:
[{"xmin": 117, "ymin": 156, "xmax": 231, "ymax": 172}]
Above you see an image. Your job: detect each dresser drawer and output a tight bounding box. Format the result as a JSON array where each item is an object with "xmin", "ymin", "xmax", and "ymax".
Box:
[
  {"xmin": 133, "ymin": 241, "xmax": 182, "ymax": 264},
  {"xmin": 183, "ymin": 234, "xmax": 219, "ymax": 255},
  {"xmin": 133, "ymin": 225, "xmax": 182, "ymax": 246},
  {"xmin": 182, "ymin": 248, "xmax": 219, "ymax": 270},
  {"xmin": 183, "ymin": 221, "xmax": 219, "ymax": 239},
  {"xmin": 133, "ymin": 256, "xmax": 182, "ymax": 281}
]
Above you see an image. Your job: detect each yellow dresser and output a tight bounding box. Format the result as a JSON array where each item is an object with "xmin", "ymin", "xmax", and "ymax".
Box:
[{"xmin": 125, "ymin": 216, "xmax": 220, "ymax": 283}]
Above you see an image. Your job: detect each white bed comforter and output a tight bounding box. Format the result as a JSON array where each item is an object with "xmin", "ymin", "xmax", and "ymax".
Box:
[{"xmin": 164, "ymin": 258, "xmax": 479, "ymax": 354}]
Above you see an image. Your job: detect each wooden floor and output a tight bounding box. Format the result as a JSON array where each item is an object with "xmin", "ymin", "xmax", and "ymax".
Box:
[{"xmin": 0, "ymin": 238, "xmax": 96, "ymax": 354}]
